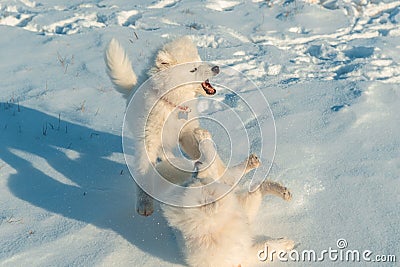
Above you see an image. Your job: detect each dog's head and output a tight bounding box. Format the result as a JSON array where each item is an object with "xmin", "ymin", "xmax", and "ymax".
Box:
[
  {"xmin": 188, "ymin": 63, "xmax": 219, "ymax": 96},
  {"xmin": 154, "ymin": 37, "xmax": 219, "ymax": 96}
]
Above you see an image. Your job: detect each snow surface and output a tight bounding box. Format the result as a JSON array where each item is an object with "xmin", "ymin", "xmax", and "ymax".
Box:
[{"xmin": 0, "ymin": 0, "xmax": 399, "ymax": 266}]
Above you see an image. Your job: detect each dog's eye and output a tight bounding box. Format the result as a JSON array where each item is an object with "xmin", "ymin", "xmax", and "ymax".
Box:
[{"xmin": 190, "ymin": 68, "xmax": 198, "ymax": 73}]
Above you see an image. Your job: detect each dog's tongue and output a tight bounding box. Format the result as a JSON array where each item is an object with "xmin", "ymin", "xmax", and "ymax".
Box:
[{"xmin": 201, "ymin": 79, "xmax": 216, "ymax": 95}]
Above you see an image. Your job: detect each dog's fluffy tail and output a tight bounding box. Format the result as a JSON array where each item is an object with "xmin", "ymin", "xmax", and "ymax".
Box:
[{"xmin": 105, "ymin": 38, "xmax": 137, "ymax": 96}]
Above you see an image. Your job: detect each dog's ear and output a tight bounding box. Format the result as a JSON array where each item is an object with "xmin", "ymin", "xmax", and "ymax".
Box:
[{"xmin": 155, "ymin": 50, "xmax": 177, "ymax": 70}]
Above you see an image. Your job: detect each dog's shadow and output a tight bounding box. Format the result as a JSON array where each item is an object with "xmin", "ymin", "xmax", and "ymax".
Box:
[{"xmin": 1, "ymin": 103, "xmax": 182, "ymax": 264}]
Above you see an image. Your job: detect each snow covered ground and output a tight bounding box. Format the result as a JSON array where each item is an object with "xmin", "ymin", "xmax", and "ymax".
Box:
[{"xmin": 0, "ymin": 0, "xmax": 399, "ymax": 266}]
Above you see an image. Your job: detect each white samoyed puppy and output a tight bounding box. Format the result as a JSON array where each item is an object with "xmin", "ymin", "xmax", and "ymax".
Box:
[
  {"xmin": 105, "ymin": 37, "xmax": 220, "ymax": 216},
  {"xmin": 159, "ymin": 128, "xmax": 295, "ymax": 267}
]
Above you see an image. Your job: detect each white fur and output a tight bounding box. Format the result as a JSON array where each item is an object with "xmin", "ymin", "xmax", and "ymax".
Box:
[
  {"xmin": 163, "ymin": 183, "xmax": 254, "ymax": 267},
  {"xmin": 161, "ymin": 129, "xmax": 295, "ymax": 267},
  {"xmin": 104, "ymin": 38, "xmax": 137, "ymax": 95},
  {"xmin": 163, "ymin": 182, "xmax": 294, "ymax": 266},
  {"xmin": 105, "ymin": 37, "xmax": 220, "ymax": 215}
]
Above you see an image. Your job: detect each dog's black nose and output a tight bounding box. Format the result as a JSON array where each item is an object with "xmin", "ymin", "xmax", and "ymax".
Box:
[{"xmin": 211, "ymin": 66, "xmax": 220, "ymax": 74}]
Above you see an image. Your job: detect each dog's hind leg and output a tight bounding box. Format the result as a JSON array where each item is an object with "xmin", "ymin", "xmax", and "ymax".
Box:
[
  {"xmin": 135, "ymin": 124, "xmax": 163, "ymax": 216},
  {"xmin": 136, "ymin": 185, "xmax": 154, "ymax": 217},
  {"xmin": 259, "ymin": 180, "xmax": 292, "ymax": 201},
  {"xmin": 236, "ymin": 154, "xmax": 293, "ymax": 222},
  {"xmin": 134, "ymin": 148, "xmax": 156, "ymax": 216},
  {"xmin": 221, "ymin": 154, "xmax": 261, "ymax": 186}
]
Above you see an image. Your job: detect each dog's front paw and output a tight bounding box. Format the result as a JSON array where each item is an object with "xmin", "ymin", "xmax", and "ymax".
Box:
[
  {"xmin": 246, "ymin": 154, "xmax": 261, "ymax": 170},
  {"xmin": 260, "ymin": 180, "xmax": 292, "ymax": 201},
  {"xmin": 193, "ymin": 128, "xmax": 212, "ymax": 142}
]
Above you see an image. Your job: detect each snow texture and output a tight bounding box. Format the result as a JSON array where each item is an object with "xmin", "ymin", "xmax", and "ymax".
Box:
[{"xmin": 0, "ymin": 0, "xmax": 399, "ymax": 266}]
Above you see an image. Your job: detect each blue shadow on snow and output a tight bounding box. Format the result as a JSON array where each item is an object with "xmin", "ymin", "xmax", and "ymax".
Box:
[{"xmin": 1, "ymin": 103, "xmax": 182, "ymax": 265}]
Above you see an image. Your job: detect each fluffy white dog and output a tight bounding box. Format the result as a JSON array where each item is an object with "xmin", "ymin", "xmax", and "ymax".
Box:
[
  {"xmin": 105, "ymin": 37, "xmax": 220, "ymax": 216},
  {"xmin": 161, "ymin": 128, "xmax": 295, "ymax": 267}
]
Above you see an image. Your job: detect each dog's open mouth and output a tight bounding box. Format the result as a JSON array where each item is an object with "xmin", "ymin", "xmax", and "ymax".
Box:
[{"xmin": 201, "ymin": 79, "xmax": 216, "ymax": 95}]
